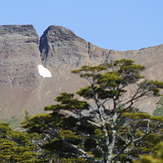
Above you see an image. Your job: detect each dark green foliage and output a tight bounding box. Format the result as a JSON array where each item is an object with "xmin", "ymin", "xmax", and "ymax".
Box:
[
  {"xmin": 134, "ymin": 142, "xmax": 163, "ymax": 163},
  {"xmin": 45, "ymin": 92, "xmax": 89, "ymax": 114},
  {"xmin": 0, "ymin": 123, "xmax": 39, "ymax": 163}
]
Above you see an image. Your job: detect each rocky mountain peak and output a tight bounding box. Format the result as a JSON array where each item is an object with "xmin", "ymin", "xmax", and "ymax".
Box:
[
  {"xmin": 40, "ymin": 25, "xmax": 88, "ymax": 66},
  {"xmin": 45, "ymin": 25, "xmax": 76, "ymax": 37},
  {"xmin": 40, "ymin": 25, "xmax": 79, "ymax": 45},
  {"xmin": 0, "ymin": 24, "xmax": 163, "ymax": 123}
]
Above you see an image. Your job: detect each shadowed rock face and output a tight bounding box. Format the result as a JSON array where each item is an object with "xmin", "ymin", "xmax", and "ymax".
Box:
[
  {"xmin": 0, "ymin": 24, "xmax": 163, "ymax": 123},
  {"xmin": 40, "ymin": 25, "xmax": 89, "ymax": 67}
]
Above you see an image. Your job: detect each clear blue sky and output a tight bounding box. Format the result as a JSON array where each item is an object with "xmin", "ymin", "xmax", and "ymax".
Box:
[{"xmin": 1, "ymin": 0, "xmax": 163, "ymax": 51}]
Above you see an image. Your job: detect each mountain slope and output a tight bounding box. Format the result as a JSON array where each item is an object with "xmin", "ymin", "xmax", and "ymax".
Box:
[{"xmin": 0, "ymin": 24, "xmax": 163, "ymax": 125}]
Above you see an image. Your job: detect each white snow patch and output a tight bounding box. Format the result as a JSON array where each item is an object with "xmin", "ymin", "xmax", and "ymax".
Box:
[{"xmin": 37, "ymin": 65, "xmax": 52, "ymax": 78}]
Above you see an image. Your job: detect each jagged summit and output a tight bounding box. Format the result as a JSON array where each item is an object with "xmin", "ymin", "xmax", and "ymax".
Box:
[
  {"xmin": 43, "ymin": 25, "xmax": 77, "ymax": 38},
  {"xmin": 40, "ymin": 25, "xmax": 84, "ymax": 48},
  {"xmin": 40, "ymin": 25, "xmax": 89, "ymax": 66}
]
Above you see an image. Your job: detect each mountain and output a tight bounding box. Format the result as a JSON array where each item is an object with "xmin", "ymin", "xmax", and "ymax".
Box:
[{"xmin": 0, "ymin": 24, "xmax": 163, "ymax": 126}]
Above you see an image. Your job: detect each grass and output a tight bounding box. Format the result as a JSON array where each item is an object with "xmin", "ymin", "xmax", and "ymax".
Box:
[
  {"xmin": 0, "ymin": 101, "xmax": 23, "ymax": 129},
  {"xmin": 153, "ymin": 96, "xmax": 163, "ymax": 116},
  {"xmin": 0, "ymin": 119, "xmax": 23, "ymax": 129}
]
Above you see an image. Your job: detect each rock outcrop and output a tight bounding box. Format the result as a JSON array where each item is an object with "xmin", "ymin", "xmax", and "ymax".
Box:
[
  {"xmin": 40, "ymin": 25, "xmax": 115, "ymax": 67},
  {"xmin": 0, "ymin": 24, "xmax": 163, "ymax": 126},
  {"xmin": 40, "ymin": 25, "xmax": 90, "ymax": 67},
  {"xmin": 0, "ymin": 25, "xmax": 41, "ymax": 90}
]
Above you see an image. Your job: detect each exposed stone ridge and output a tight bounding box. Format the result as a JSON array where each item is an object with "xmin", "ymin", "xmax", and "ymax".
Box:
[
  {"xmin": 0, "ymin": 24, "xmax": 41, "ymax": 90},
  {"xmin": 0, "ymin": 25, "xmax": 39, "ymax": 44},
  {"xmin": 40, "ymin": 25, "xmax": 89, "ymax": 66},
  {"xmin": 43, "ymin": 25, "xmax": 79, "ymax": 41},
  {"xmin": 0, "ymin": 25, "xmax": 38, "ymax": 37}
]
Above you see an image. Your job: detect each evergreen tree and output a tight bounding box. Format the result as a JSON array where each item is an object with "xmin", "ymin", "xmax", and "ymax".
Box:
[
  {"xmin": 0, "ymin": 123, "xmax": 39, "ymax": 163},
  {"xmin": 134, "ymin": 142, "xmax": 163, "ymax": 163},
  {"xmin": 22, "ymin": 59, "xmax": 163, "ymax": 163}
]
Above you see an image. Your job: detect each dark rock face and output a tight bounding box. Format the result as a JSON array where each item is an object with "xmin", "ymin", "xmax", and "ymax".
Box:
[
  {"xmin": 40, "ymin": 25, "xmax": 89, "ymax": 67},
  {"xmin": 0, "ymin": 24, "xmax": 163, "ymax": 122},
  {"xmin": 40, "ymin": 25, "xmax": 112, "ymax": 67}
]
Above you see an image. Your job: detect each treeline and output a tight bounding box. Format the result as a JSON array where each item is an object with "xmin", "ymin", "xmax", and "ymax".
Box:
[{"xmin": 1, "ymin": 59, "xmax": 163, "ymax": 163}]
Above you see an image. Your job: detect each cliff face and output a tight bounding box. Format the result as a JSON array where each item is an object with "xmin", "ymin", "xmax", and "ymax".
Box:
[
  {"xmin": 0, "ymin": 24, "xmax": 163, "ymax": 123},
  {"xmin": 40, "ymin": 25, "xmax": 163, "ymax": 81},
  {"xmin": 40, "ymin": 25, "xmax": 90, "ymax": 67},
  {"xmin": 0, "ymin": 25, "xmax": 41, "ymax": 90}
]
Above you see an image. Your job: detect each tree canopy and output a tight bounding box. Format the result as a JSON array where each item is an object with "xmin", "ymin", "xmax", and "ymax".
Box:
[
  {"xmin": 22, "ymin": 59, "xmax": 163, "ymax": 163},
  {"xmin": 0, "ymin": 123, "xmax": 39, "ymax": 163}
]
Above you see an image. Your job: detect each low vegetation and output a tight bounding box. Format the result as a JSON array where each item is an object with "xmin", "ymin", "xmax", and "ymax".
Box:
[{"xmin": 153, "ymin": 96, "xmax": 163, "ymax": 116}]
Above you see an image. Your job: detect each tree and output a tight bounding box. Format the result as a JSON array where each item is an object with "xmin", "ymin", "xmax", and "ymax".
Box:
[
  {"xmin": 22, "ymin": 59, "xmax": 163, "ymax": 163},
  {"xmin": 134, "ymin": 142, "xmax": 163, "ymax": 163},
  {"xmin": 0, "ymin": 123, "xmax": 39, "ymax": 163}
]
